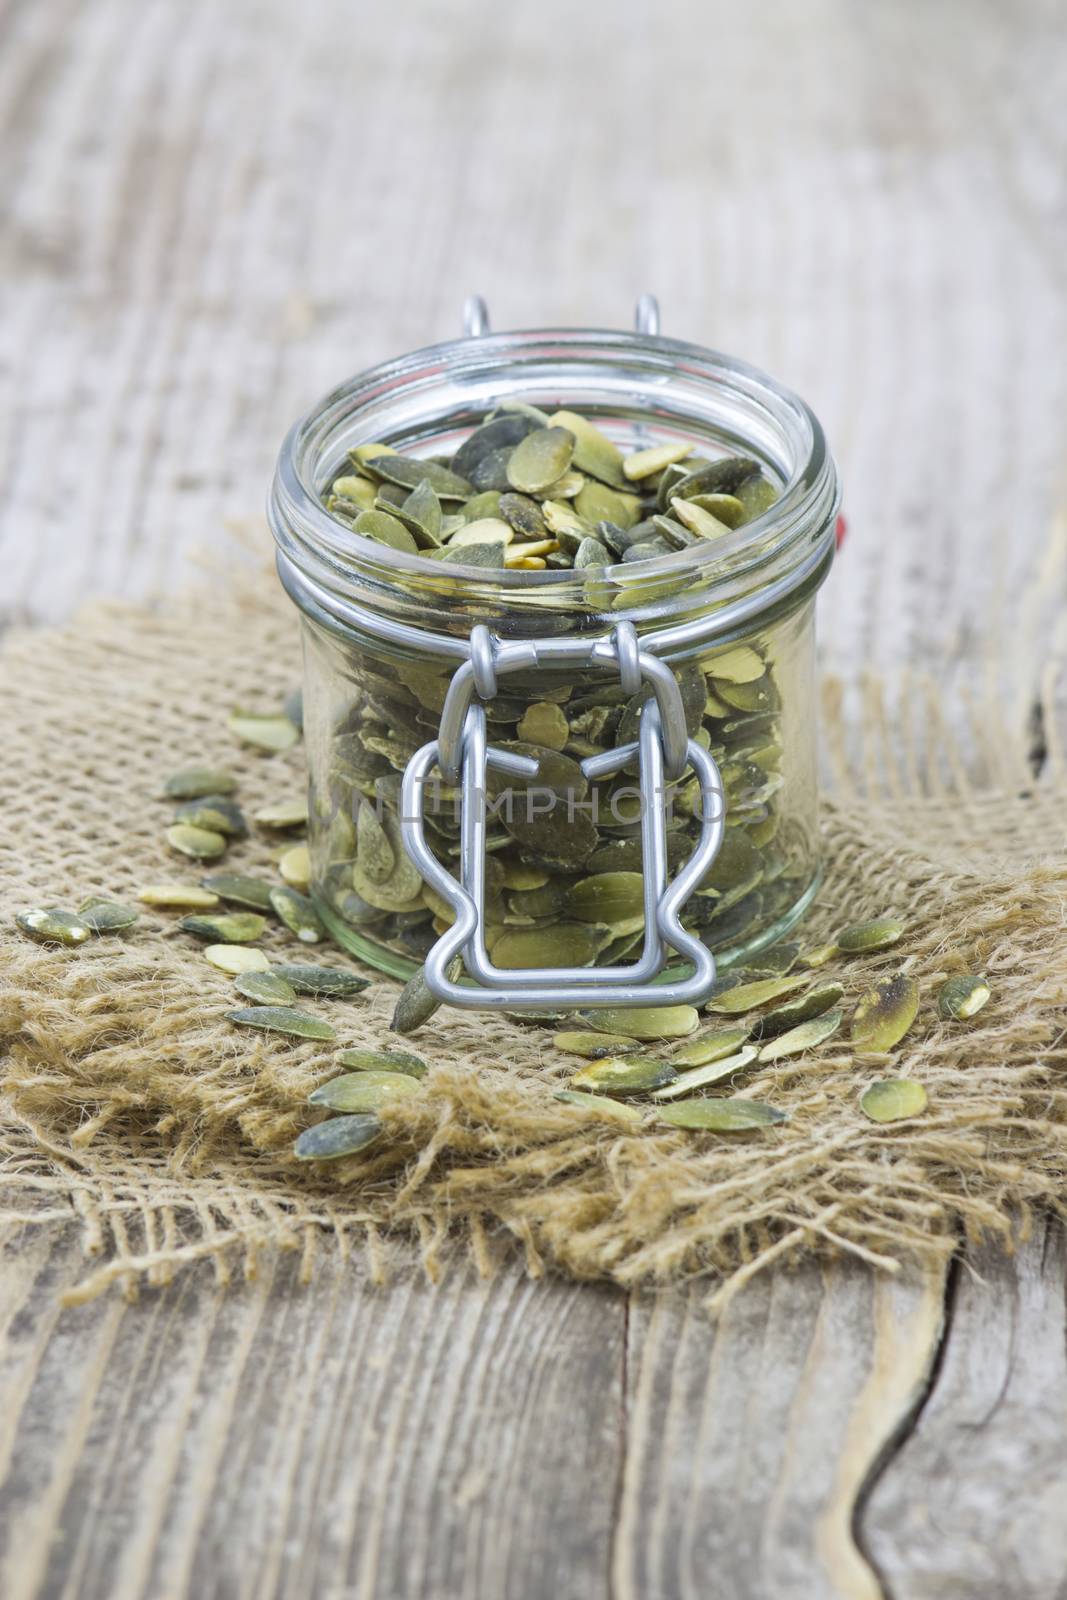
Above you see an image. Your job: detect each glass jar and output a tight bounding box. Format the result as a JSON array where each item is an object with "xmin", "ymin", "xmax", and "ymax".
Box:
[{"xmin": 269, "ymin": 318, "xmax": 840, "ymax": 1012}]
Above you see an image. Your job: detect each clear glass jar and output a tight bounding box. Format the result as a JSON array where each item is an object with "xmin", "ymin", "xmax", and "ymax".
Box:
[{"xmin": 269, "ymin": 326, "xmax": 839, "ymax": 1003}]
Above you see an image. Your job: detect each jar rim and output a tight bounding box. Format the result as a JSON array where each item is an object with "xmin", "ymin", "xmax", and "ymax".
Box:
[{"xmin": 269, "ymin": 326, "xmax": 840, "ymax": 649}]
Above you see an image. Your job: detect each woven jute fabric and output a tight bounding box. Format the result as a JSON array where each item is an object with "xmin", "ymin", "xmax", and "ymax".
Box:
[{"xmin": 1, "ymin": 574, "xmax": 1065, "ymax": 1307}]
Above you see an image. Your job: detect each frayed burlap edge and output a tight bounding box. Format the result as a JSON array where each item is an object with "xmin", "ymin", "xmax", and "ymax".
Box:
[{"xmin": 1, "ymin": 574, "xmax": 1065, "ymax": 1309}]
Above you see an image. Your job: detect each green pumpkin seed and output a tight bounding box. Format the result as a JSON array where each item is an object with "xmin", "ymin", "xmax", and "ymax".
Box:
[
  {"xmin": 174, "ymin": 796, "xmax": 248, "ymax": 838},
  {"xmin": 798, "ymin": 942, "xmax": 839, "ymax": 969},
  {"xmin": 279, "ymin": 843, "xmax": 311, "ymax": 890},
  {"xmin": 651, "ymin": 1046, "xmax": 759, "ymax": 1098},
  {"xmin": 658, "ymin": 1098, "xmax": 786, "ymax": 1132},
  {"xmin": 569, "ymin": 1055, "xmax": 677, "ymax": 1096},
  {"xmin": 394, "ymin": 479, "xmax": 443, "ymax": 547},
  {"xmin": 757, "ymin": 1009, "xmax": 843, "ymax": 1061},
  {"xmin": 506, "ymin": 426, "xmax": 576, "ymax": 494},
  {"xmin": 309, "ymin": 1070, "xmax": 419, "ymax": 1111},
  {"xmin": 139, "ymin": 884, "xmax": 221, "ymax": 910},
  {"xmin": 254, "ymin": 799, "xmax": 308, "ymax": 830},
  {"xmin": 859, "ymin": 1079, "xmax": 928, "ymax": 1123},
  {"xmin": 498, "ymin": 492, "xmax": 547, "ymax": 538},
  {"xmin": 180, "ymin": 912, "xmax": 266, "ymax": 944},
  {"xmin": 227, "ymin": 1006, "xmax": 336, "ymax": 1041},
  {"xmin": 234, "ymin": 969, "xmax": 298, "ymax": 1004},
  {"xmin": 365, "ymin": 454, "xmax": 472, "ymax": 501},
  {"xmin": 164, "ymin": 767, "xmax": 238, "ymax": 800},
  {"xmin": 227, "ymin": 711, "xmax": 301, "ymax": 753},
  {"xmin": 671, "ymin": 1028, "xmax": 751, "ymax": 1067},
  {"xmin": 273, "ymin": 963, "xmax": 370, "ymax": 998},
  {"xmin": 438, "ymin": 539, "xmax": 507, "ymax": 568},
  {"xmin": 851, "ymin": 974, "xmax": 920, "ymax": 1051},
  {"xmin": 553, "ymin": 1090, "xmax": 643, "ymax": 1122},
  {"xmin": 166, "ymin": 823, "xmax": 227, "ymax": 861},
  {"xmin": 705, "ymin": 646, "xmax": 765, "ymax": 684},
  {"xmin": 547, "ymin": 410, "xmax": 627, "ymax": 488},
  {"xmin": 269, "ymin": 887, "xmax": 325, "ymax": 944},
  {"xmin": 552, "ymin": 1030, "xmax": 640, "ymax": 1058},
  {"xmin": 754, "ymin": 984, "xmax": 844, "ymax": 1039},
  {"xmin": 836, "ymin": 917, "xmax": 905, "ymax": 953},
  {"xmin": 390, "ymin": 958, "xmax": 461, "ymax": 1034},
  {"xmin": 622, "ymin": 442, "xmax": 692, "ymax": 481},
  {"xmin": 336, "ymin": 1047, "xmax": 427, "ymax": 1078},
  {"xmin": 565, "ymin": 872, "xmax": 645, "ymax": 925},
  {"xmin": 670, "ymin": 497, "xmax": 732, "ymax": 540},
  {"xmin": 574, "ymin": 480, "xmax": 641, "ymax": 529},
  {"xmin": 16, "ymin": 908, "xmax": 92, "ymax": 946},
  {"xmin": 516, "ymin": 701, "xmax": 569, "ymax": 750},
  {"xmin": 204, "ymin": 944, "xmax": 272, "ymax": 975},
  {"xmin": 705, "ymin": 974, "xmax": 808, "ymax": 1015},
  {"xmin": 579, "ymin": 1005, "xmax": 700, "ymax": 1040},
  {"xmin": 200, "ymin": 873, "xmax": 276, "ymax": 912},
  {"xmin": 574, "ymin": 536, "xmax": 611, "ymax": 568},
  {"xmin": 354, "ymin": 508, "xmax": 419, "ymax": 554},
  {"xmin": 77, "ymin": 898, "xmax": 139, "ymax": 933},
  {"xmin": 689, "ymin": 493, "xmax": 746, "ymax": 528},
  {"xmin": 293, "ymin": 1114, "xmax": 382, "ymax": 1161},
  {"xmin": 448, "ymin": 516, "xmax": 515, "ymax": 549},
  {"xmin": 452, "ymin": 415, "xmax": 536, "ymax": 478},
  {"xmin": 493, "ymin": 922, "xmax": 606, "ymax": 970},
  {"xmin": 937, "ymin": 975, "xmax": 991, "ymax": 1020}
]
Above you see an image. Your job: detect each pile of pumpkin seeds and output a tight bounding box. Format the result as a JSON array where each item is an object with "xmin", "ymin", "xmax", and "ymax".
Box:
[{"xmin": 315, "ymin": 405, "xmax": 814, "ymax": 975}]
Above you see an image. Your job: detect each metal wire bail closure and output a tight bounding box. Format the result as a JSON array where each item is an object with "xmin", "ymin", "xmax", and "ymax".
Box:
[{"xmin": 398, "ymin": 623, "xmax": 726, "ymax": 1011}]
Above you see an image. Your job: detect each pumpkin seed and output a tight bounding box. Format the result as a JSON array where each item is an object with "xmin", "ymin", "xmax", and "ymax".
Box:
[
  {"xmin": 579, "ymin": 1005, "xmax": 700, "ymax": 1040},
  {"xmin": 273, "ymin": 963, "xmax": 370, "ymax": 998},
  {"xmin": 859, "ymin": 1079, "xmax": 928, "ymax": 1123},
  {"xmin": 851, "ymin": 974, "xmax": 920, "ymax": 1051},
  {"xmin": 254, "ymin": 799, "xmax": 308, "ymax": 830},
  {"xmin": 798, "ymin": 942, "xmax": 838, "ymax": 969},
  {"xmin": 452, "ymin": 415, "xmax": 536, "ymax": 478},
  {"xmin": 200, "ymin": 872, "xmax": 276, "ymax": 912},
  {"xmin": 269, "ymin": 887, "xmax": 325, "ymax": 944},
  {"xmin": 705, "ymin": 974, "xmax": 808, "ymax": 1014},
  {"xmin": 166, "ymin": 823, "xmax": 227, "ymax": 861},
  {"xmin": 670, "ymin": 497, "xmax": 732, "ymax": 540},
  {"xmin": 77, "ymin": 898, "xmax": 139, "ymax": 933},
  {"xmin": 651, "ymin": 1046, "xmax": 759, "ymax": 1098},
  {"xmin": 622, "ymin": 442, "xmax": 693, "ymax": 481},
  {"xmin": 757, "ymin": 1009, "xmax": 843, "ymax": 1061},
  {"xmin": 493, "ymin": 923, "xmax": 606, "ymax": 969},
  {"xmin": 937, "ymin": 975, "xmax": 991, "ymax": 1020},
  {"xmin": 706, "ymin": 646, "xmax": 765, "ymax": 684},
  {"xmin": 836, "ymin": 917, "xmax": 905, "ymax": 953},
  {"xmin": 337, "ymin": 1047, "xmax": 427, "ymax": 1077},
  {"xmin": 546, "ymin": 410, "xmax": 627, "ymax": 488},
  {"xmin": 515, "ymin": 701, "xmax": 569, "ymax": 750},
  {"xmin": 232, "ymin": 969, "xmax": 298, "ymax": 1003},
  {"xmin": 553, "ymin": 1090, "xmax": 644, "ymax": 1122},
  {"xmin": 505, "ymin": 426, "xmax": 576, "ymax": 495},
  {"xmin": 498, "ymin": 492, "xmax": 547, "ymax": 538},
  {"xmin": 390, "ymin": 958, "xmax": 460, "ymax": 1034},
  {"xmin": 754, "ymin": 983, "xmax": 844, "ymax": 1039},
  {"xmin": 448, "ymin": 516, "xmax": 515, "ymax": 549},
  {"xmin": 354, "ymin": 508, "xmax": 418, "ymax": 554},
  {"xmin": 309, "ymin": 1070, "xmax": 419, "ymax": 1111},
  {"xmin": 658, "ymin": 1098, "xmax": 786, "ymax": 1132},
  {"xmin": 279, "ymin": 843, "xmax": 311, "ymax": 890},
  {"xmin": 228, "ymin": 1006, "xmax": 336, "ymax": 1041},
  {"xmin": 205, "ymin": 945, "xmax": 272, "ymax": 975},
  {"xmin": 164, "ymin": 767, "xmax": 238, "ymax": 800},
  {"xmin": 16, "ymin": 908, "xmax": 92, "ymax": 946},
  {"xmin": 394, "ymin": 479, "xmax": 443, "ymax": 547},
  {"xmin": 139, "ymin": 884, "xmax": 221, "ymax": 910},
  {"xmin": 672, "ymin": 1028, "xmax": 751, "ymax": 1067},
  {"xmin": 366, "ymin": 454, "xmax": 472, "ymax": 501},
  {"xmin": 227, "ymin": 711, "xmax": 301, "ymax": 753},
  {"xmin": 174, "ymin": 796, "xmax": 248, "ymax": 838},
  {"xmin": 180, "ymin": 912, "xmax": 266, "ymax": 943},
  {"xmin": 552, "ymin": 1031, "xmax": 640, "ymax": 1058},
  {"xmin": 564, "ymin": 872, "xmax": 645, "ymax": 925},
  {"xmin": 569, "ymin": 1055, "xmax": 677, "ymax": 1096},
  {"xmin": 439, "ymin": 539, "xmax": 507, "ymax": 568},
  {"xmin": 293, "ymin": 1114, "xmax": 382, "ymax": 1161}
]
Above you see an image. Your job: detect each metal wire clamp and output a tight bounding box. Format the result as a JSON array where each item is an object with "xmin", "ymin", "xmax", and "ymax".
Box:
[{"xmin": 399, "ymin": 621, "xmax": 726, "ymax": 1011}]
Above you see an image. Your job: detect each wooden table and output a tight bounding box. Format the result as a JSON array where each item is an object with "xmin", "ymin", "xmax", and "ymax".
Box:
[{"xmin": 2, "ymin": 2, "xmax": 1065, "ymax": 1594}]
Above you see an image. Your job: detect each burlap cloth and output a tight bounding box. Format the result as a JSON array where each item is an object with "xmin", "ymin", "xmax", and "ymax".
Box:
[{"xmin": 2, "ymin": 573, "xmax": 1065, "ymax": 1307}]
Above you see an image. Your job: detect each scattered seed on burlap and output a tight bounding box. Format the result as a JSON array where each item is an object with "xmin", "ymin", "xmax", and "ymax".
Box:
[
  {"xmin": 274, "ymin": 964, "xmax": 371, "ymax": 999},
  {"xmin": 851, "ymin": 974, "xmax": 920, "ymax": 1051},
  {"xmin": 269, "ymin": 887, "xmax": 324, "ymax": 944},
  {"xmin": 16, "ymin": 909, "xmax": 92, "ymax": 947},
  {"xmin": 293, "ymin": 1114, "xmax": 382, "ymax": 1161},
  {"xmin": 279, "ymin": 843, "xmax": 311, "ymax": 890},
  {"xmin": 228, "ymin": 711, "xmax": 301, "ymax": 753},
  {"xmin": 174, "ymin": 796, "xmax": 248, "ymax": 838},
  {"xmin": 180, "ymin": 912, "xmax": 266, "ymax": 944},
  {"xmin": 228, "ymin": 1007, "xmax": 336, "ymax": 1041},
  {"xmin": 77, "ymin": 898, "xmax": 139, "ymax": 934},
  {"xmin": 234, "ymin": 970, "xmax": 298, "ymax": 1005},
  {"xmin": 309, "ymin": 1071, "xmax": 419, "ymax": 1112},
  {"xmin": 658, "ymin": 1098, "xmax": 786, "ymax": 1132},
  {"xmin": 651, "ymin": 1047, "xmax": 758, "ymax": 1099},
  {"xmin": 200, "ymin": 873, "xmax": 275, "ymax": 912},
  {"xmin": 553, "ymin": 1031, "xmax": 640, "ymax": 1059},
  {"xmin": 254, "ymin": 799, "xmax": 308, "ymax": 829},
  {"xmin": 204, "ymin": 944, "xmax": 270, "ymax": 976},
  {"xmin": 578, "ymin": 1005, "xmax": 699, "ymax": 1040},
  {"xmin": 553, "ymin": 1090, "xmax": 644, "ymax": 1123},
  {"xmin": 835, "ymin": 916, "xmax": 904, "ymax": 953},
  {"xmin": 166, "ymin": 823, "xmax": 227, "ymax": 862},
  {"xmin": 705, "ymin": 974, "xmax": 808, "ymax": 1015},
  {"xmin": 753, "ymin": 983, "xmax": 844, "ymax": 1040},
  {"xmin": 164, "ymin": 767, "xmax": 238, "ymax": 800},
  {"xmin": 672, "ymin": 1028, "xmax": 750, "ymax": 1068},
  {"xmin": 757, "ymin": 1009, "xmax": 843, "ymax": 1062},
  {"xmin": 139, "ymin": 884, "xmax": 221, "ymax": 910},
  {"xmin": 337, "ymin": 1048, "xmax": 427, "ymax": 1078},
  {"xmin": 860, "ymin": 1079, "xmax": 928, "ymax": 1123},
  {"xmin": 569, "ymin": 1055, "xmax": 677, "ymax": 1096},
  {"xmin": 937, "ymin": 975, "xmax": 991, "ymax": 1020}
]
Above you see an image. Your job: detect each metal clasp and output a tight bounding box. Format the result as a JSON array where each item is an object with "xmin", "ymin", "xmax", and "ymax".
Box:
[{"xmin": 399, "ymin": 622, "xmax": 726, "ymax": 1011}]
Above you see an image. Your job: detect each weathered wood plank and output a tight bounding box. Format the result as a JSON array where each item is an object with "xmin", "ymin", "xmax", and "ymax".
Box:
[
  {"xmin": 861, "ymin": 1219, "xmax": 1067, "ymax": 1599},
  {"xmin": 0, "ymin": 1227, "xmax": 626, "ymax": 1600},
  {"xmin": 612, "ymin": 1259, "xmax": 946, "ymax": 1600}
]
